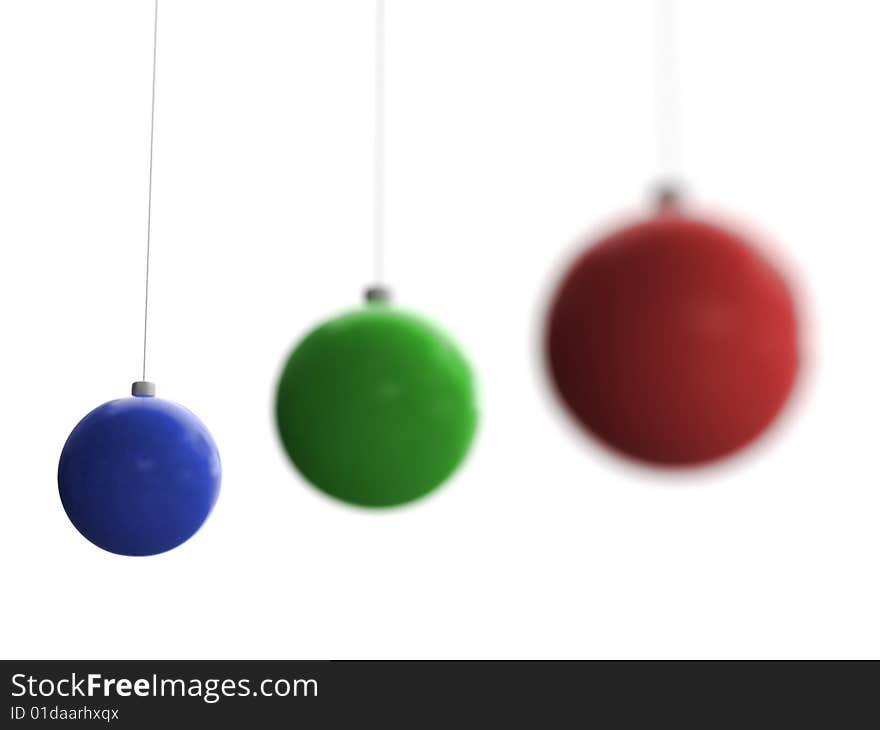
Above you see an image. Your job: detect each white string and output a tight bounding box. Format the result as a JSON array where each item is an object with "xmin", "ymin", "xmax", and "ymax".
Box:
[
  {"xmin": 653, "ymin": 0, "xmax": 682, "ymax": 184},
  {"xmin": 141, "ymin": 0, "xmax": 159, "ymax": 381},
  {"xmin": 372, "ymin": 0, "xmax": 386, "ymax": 286}
]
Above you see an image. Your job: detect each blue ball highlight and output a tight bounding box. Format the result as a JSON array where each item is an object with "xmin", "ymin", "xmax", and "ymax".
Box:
[{"xmin": 58, "ymin": 395, "xmax": 221, "ymax": 556}]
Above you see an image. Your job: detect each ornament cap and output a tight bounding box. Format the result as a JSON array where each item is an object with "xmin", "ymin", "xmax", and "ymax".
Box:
[
  {"xmin": 131, "ymin": 381, "xmax": 156, "ymax": 397},
  {"xmin": 364, "ymin": 285, "xmax": 391, "ymax": 304},
  {"xmin": 653, "ymin": 181, "xmax": 684, "ymax": 212}
]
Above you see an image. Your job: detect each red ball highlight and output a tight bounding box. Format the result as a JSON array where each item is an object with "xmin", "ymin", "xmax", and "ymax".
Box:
[{"xmin": 546, "ymin": 210, "xmax": 799, "ymax": 466}]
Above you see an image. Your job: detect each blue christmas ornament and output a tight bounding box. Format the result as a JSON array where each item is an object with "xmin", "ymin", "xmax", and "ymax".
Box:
[{"xmin": 58, "ymin": 382, "xmax": 221, "ymax": 556}]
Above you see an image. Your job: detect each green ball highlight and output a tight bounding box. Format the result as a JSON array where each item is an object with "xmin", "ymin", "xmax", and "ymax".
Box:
[{"xmin": 275, "ymin": 305, "xmax": 478, "ymax": 507}]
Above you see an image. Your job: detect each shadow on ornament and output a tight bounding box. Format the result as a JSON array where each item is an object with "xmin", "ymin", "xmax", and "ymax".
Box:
[
  {"xmin": 274, "ymin": 291, "xmax": 478, "ymax": 508},
  {"xmin": 58, "ymin": 383, "xmax": 221, "ymax": 556},
  {"xmin": 542, "ymin": 192, "xmax": 805, "ymax": 471}
]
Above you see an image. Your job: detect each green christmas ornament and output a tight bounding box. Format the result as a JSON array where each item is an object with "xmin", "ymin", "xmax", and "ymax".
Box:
[
  {"xmin": 280, "ymin": 3, "xmax": 479, "ymax": 506},
  {"xmin": 275, "ymin": 297, "xmax": 478, "ymax": 507}
]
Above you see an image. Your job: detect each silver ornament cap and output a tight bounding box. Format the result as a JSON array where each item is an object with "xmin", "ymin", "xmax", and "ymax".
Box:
[{"xmin": 131, "ymin": 381, "xmax": 156, "ymax": 397}]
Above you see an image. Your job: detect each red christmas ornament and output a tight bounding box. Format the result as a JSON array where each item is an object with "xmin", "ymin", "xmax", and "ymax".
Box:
[{"xmin": 546, "ymin": 201, "xmax": 799, "ymax": 466}]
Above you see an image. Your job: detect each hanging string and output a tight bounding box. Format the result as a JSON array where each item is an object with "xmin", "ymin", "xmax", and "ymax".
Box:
[
  {"xmin": 141, "ymin": 0, "xmax": 159, "ymax": 381},
  {"xmin": 653, "ymin": 0, "xmax": 682, "ymax": 189},
  {"xmin": 371, "ymin": 0, "xmax": 386, "ymax": 291}
]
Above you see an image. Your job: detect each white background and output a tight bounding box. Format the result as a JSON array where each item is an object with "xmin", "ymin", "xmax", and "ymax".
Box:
[{"xmin": 1, "ymin": 0, "xmax": 878, "ymax": 660}]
